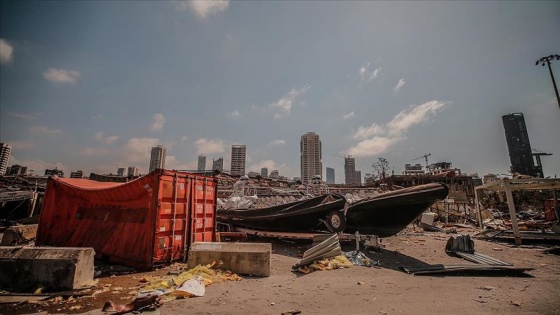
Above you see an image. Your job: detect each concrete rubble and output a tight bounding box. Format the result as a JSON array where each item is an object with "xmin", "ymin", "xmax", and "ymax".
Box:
[{"xmin": 0, "ymin": 247, "xmax": 95, "ymax": 291}]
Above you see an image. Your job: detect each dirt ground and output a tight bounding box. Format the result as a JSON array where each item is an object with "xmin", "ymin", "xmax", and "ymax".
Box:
[{"xmin": 2, "ymin": 227, "xmax": 559, "ymax": 315}]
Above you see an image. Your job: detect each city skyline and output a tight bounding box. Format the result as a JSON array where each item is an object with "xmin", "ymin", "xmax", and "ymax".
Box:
[{"xmin": 1, "ymin": 2, "xmax": 559, "ymax": 181}]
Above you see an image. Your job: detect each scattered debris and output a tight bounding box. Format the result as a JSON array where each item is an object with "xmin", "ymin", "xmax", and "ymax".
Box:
[
  {"xmin": 140, "ymin": 261, "xmax": 242, "ymax": 301},
  {"xmin": 542, "ymin": 247, "xmax": 560, "ymax": 255},
  {"xmin": 344, "ymin": 250, "xmax": 380, "ymax": 268},
  {"xmin": 445, "ymin": 235, "xmax": 512, "ymax": 266},
  {"xmin": 102, "ymin": 294, "xmax": 162, "ymax": 314},
  {"xmin": 511, "ymin": 300, "xmax": 522, "ymax": 307},
  {"xmin": 401, "ymin": 234, "xmax": 534, "ymax": 275},
  {"xmin": 175, "ymin": 276, "xmax": 205, "ymax": 297},
  {"xmin": 400, "ymin": 264, "xmax": 534, "ymax": 275},
  {"xmin": 478, "ymin": 286, "xmax": 497, "ymax": 291},
  {"xmin": 292, "ymin": 234, "xmax": 342, "ymax": 269},
  {"xmin": 295, "ymin": 256, "xmax": 353, "ymax": 274}
]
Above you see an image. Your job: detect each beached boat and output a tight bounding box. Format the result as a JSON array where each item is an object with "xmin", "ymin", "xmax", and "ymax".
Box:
[
  {"xmin": 344, "ymin": 183, "xmax": 449, "ymax": 237},
  {"xmin": 217, "ymin": 193, "xmax": 348, "ymax": 233}
]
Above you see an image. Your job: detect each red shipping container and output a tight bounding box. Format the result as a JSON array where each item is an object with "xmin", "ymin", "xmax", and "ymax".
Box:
[{"xmin": 36, "ymin": 170, "xmax": 217, "ymax": 269}]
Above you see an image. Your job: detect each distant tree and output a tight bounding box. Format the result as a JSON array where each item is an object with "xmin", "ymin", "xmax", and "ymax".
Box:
[{"xmin": 372, "ymin": 157, "xmax": 390, "ymax": 182}]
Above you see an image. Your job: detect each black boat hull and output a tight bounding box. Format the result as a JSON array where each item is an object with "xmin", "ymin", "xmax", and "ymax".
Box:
[
  {"xmin": 217, "ymin": 193, "xmax": 347, "ymax": 233},
  {"xmin": 345, "ymin": 183, "xmax": 449, "ymax": 237}
]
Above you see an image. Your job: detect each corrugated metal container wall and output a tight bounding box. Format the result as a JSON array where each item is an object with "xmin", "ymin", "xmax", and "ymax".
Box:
[{"xmin": 36, "ymin": 170, "xmax": 217, "ymax": 269}]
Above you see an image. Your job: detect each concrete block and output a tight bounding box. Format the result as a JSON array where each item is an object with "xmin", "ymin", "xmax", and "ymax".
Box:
[
  {"xmin": 0, "ymin": 224, "xmax": 38, "ymax": 246},
  {"xmin": 421, "ymin": 213, "xmax": 435, "ymax": 225},
  {"xmin": 0, "ymin": 247, "xmax": 95, "ymax": 291},
  {"xmin": 188, "ymin": 242, "xmax": 271, "ymax": 277}
]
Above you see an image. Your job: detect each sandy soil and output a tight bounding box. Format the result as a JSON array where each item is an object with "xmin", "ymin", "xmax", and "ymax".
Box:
[{"xmin": 2, "ymin": 227, "xmax": 559, "ymax": 315}]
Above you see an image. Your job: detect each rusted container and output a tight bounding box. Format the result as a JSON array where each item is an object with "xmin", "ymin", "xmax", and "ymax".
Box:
[
  {"xmin": 543, "ymin": 199, "xmax": 558, "ymax": 222},
  {"xmin": 36, "ymin": 170, "xmax": 217, "ymax": 269}
]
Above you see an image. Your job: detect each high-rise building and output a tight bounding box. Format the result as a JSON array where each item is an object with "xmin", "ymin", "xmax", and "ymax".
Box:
[
  {"xmin": 403, "ymin": 163, "xmax": 424, "ymax": 175},
  {"xmin": 356, "ymin": 170, "xmax": 362, "ymax": 185},
  {"xmin": 300, "ymin": 132, "xmax": 322, "ymax": 183},
  {"xmin": 197, "ymin": 155, "xmax": 206, "ymax": 171},
  {"xmin": 117, "ymin": 167, "xmax": 125, "ymax": 177},
  {"xmin": 326, "ymin": 167, "xmax": 335, "ymax": 184},
  {"xmin": 212, "ymin": 157, "xmax": 224, "ymax": 172},
  {"xmin": 344, "ymin": 156, "xmax": 358, "ymax": 185},
  {"xmin": 70, "ymin": 170, "xmax": 84, "ymax": 178},
  {"xmin": 127, "ymin": 166, "xmax": 139, "ymax": 177},
  {"xmin": 261, "ymin": 167, "xmax": 268, "ymax": 177},
  {"xmin": 230, "ymin": 145, "xmax": 246, "ymax": 176},
  {"xmin": 0, "ymin": 143, "xmax": 12, "ymax": 175},
  {"xmin": 502, "ymin": 113, "xmax": 540, "ymax": 177},
  {"xmin": 7, "ymin": 165, "xmax": 27, "ymax": 176},
  {"xmin": 149, "ymin": 145, "xmax": 166, "ymax": 172},
  {"xmin": 45, "ymin": 168, "xmax": 64, "ymax": 177},
  {"xmin": 270, "ymin": 170, "xmax": 279, "ymax": 178}
]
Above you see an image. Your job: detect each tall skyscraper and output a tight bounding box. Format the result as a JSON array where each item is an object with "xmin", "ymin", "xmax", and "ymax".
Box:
[
  {"xmin": 212, "ymin": 157, "xmax": 224, "ymax": 172},
  {"xmin": 261, "ymin": 167, "xmax": 268, "ymax": 177},
  {"xmin": 0, "ymin": 143, "xmax": 12, "ymax": 175},
  {"xmin": 300, "ymin": 132, "xmax": 322, "ymax": 183},
  {"xmin": 117, "ymin": 167, "xmax": 125, "ymax": 177},
  {"xmin": 326, "ymin": 167, "xmax": 335, "ymax": 184},
  {"xmin": 230, "ymin": 145, "xmax": 246, "ymax": 176},
  {"xmin": 127, "ymin": 166, "xmax": 139, "ymax": 177},
  {"xmin": 197, "ymin": 155, "xmax": 206, "ymax": 171},
  {"xmin": 70, "ymin": 170, "xmax": 84, "ymax": 178},
  {"xmin": 344, "ymin": 156, "xmax": 358, "ymax": 185},
  {"xmin": 502, "ymin": 113, "xmax": 540, "ymax": 177},
  {"xmin": 149, "ymin": 145, "xmax": 166, "ymax": 172}
]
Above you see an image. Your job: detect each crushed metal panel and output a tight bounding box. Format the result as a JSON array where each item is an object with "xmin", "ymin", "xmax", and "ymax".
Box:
[
  {"xmin": 292, "ymin": 234, "xmax": 341, "ymax": 269},
  {"xmin": 400, "ymin": 264, "xmax": 533, "ymax": 275},
  {"xmin": 445, "ymin": 234, "xmax": 512, "ymax": 266}
]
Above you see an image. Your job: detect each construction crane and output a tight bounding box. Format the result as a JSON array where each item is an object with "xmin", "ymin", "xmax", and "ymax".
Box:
[
  {"xmin": 413, "ymin": 153, "xmax": 431, "ymax": 168},
  {"xmin": 332, "ymin": 153, "xmax": 353, "ymax": 159},
  {"xmin": 532, "ymin": 148, "xmax": 552, "ymax": 178}
]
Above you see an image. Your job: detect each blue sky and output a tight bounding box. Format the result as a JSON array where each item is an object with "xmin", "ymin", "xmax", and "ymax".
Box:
[{"xmin": 1, "ymin": 1, "xmax": 559, "ymax": 181}]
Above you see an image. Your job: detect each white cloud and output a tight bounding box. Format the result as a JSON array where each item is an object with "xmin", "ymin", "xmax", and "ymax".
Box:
[
  {"xmin": 343, "ymin": 111, "xmax": 355, "ymax": 120},
  {"xmin": 0, "ymin": 39, "xmax": 14, "ymax": 64},
  {"xmin": 268, "ymin": 140, "xmax": 286, "ymax": 147},
  {"xmin": 43, "ymin": 68, "xmax": 80, "ymax": 84},
  {"xmin": 29, "ymin": 126, "xmax": 63, "ymax": 136},
  {"xmin": 124, "ymin": 137, "xmax": 161, "ymax": 163},
  {"xmin": 393, "ymin": 79, "xmax": 406, "ymax": 92},
  {"xmin": 353, "ymin": 123, "xmax": 385, "ymax": 139},
  {"xmin": 359, "ymin": 63, "xmax": 381, "ymax": 84},
  {"xmin": 194, "ymin": 138, "xmax": 225, "ymax": 155},
  {"xmin": 150, "ymin": 113, "xmax": 166, "ymax": 131},
  {"xmin": 268, "ymin": 85, "xmax": 311, "ymax": 119},
  {"xmin": 348, "ymin": 137, "xmax": 401, "ymax": 157},
  {"xmin": 95, "ymin": 132, "xmax": 119, "ymax": 145},
  {"xmin": 386, "ymin": 100, "xmax": 447, "ymax": 135},
  {"xmin": 228, "ymin": 110, "xmax": 241, "ymax": 118},
  {"xmin": 347, "ymin": 100, "xmax": 448, "ymax": 157},
  {"xmin": 178, "ymin": 0, "xmax": 230, "ymax": 19}
]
